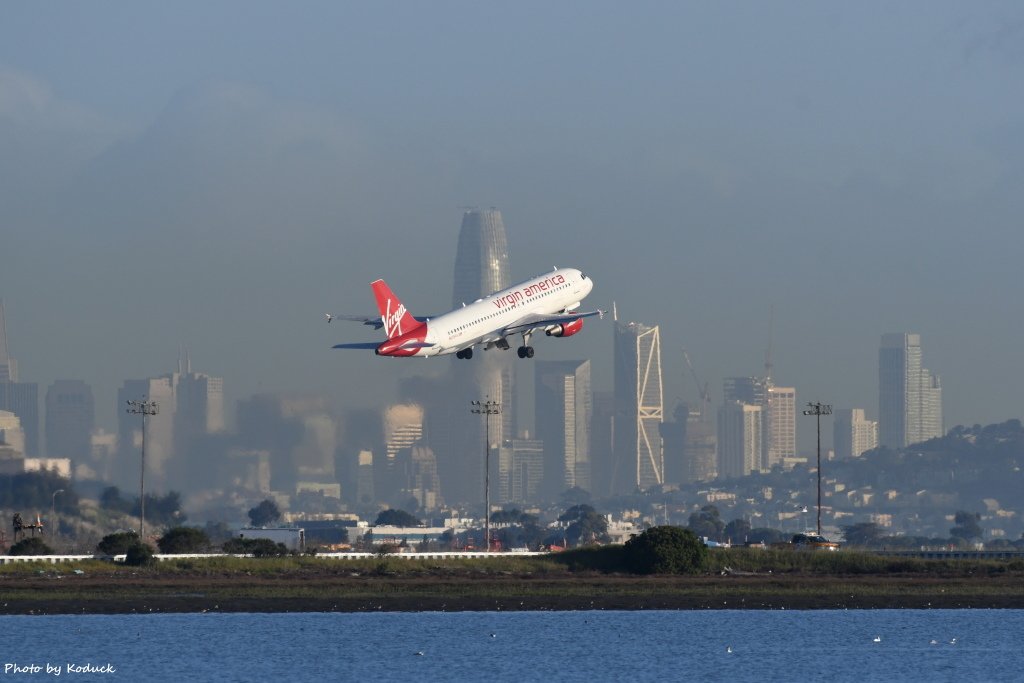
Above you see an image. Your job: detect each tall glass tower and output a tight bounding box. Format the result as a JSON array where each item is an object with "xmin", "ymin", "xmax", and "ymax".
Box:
[
  {"xmin": 435, "ymin": 209, "xmax": 515, "ymax": 505},
  {"xmin": 879, "ymin": 333, "xmax": 943, "ymax": 449},
  {"xmin": 452, "ymin": 208, "xmax": 510, "ymax": 310}
]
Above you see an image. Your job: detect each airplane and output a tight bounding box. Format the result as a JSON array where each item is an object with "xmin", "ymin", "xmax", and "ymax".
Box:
[{"xmin": 330, "ymin": 267, "xmax": 602, "ymax": 359}]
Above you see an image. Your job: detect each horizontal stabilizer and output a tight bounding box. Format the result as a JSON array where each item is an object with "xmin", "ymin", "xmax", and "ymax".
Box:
[{"xmin": 332, "ymin": 342, "xmax": 381, "ymax": 349}]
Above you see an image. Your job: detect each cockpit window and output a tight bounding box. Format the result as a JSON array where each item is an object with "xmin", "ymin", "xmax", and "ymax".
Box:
[{"xmin": 580, "ymin": 272, "xmax": 588, "ymax": 280}]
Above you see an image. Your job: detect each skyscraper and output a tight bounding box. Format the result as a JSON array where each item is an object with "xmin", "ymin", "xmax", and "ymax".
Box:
[
  {"xmin": 452, "ymin": 208, "xmax": 511, "ymax": 310},
  {"xmin": 117, "ymin": 376, "xmax": 176, "ymax": 492},
  {"xmin": 722, "ymin": 377, "xmax": 795, "ymax": 471},
  {"xmin": 613, "ymin": 319, "xmax": 664, "ymax": 493},
  {"xmin": 497, "ymin": 436, "xmax": 544, "ymax": 504},
  {"xmin": 442, "ymin": 208, "xmax": 515, "ymax": 504},
  {"xmin": 45, "ymin": 380, "xmax": 95, "ymax": 460},
  {"xmin": 535, "ymin": 360, "xmax": 592, "ymax": 497},
  {"xmin": 0, "ymin": 300, "xmax": 39, "ymax": 456},
  {"xmin": 717, "ymin": 401, "xmax": 762, "ymax": 479},
  {"xmin": 765, "ymin": 386, "xmax": 796, "ymax": 469},
  {"xmin": 879, "ymin": 333, "xmax": 943, "ymax": 449},
  {"xmin": 834, "ymin": 408, "xmax": 879, "ymax": 459}
]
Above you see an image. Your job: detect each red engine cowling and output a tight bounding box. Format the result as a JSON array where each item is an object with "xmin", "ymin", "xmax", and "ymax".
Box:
[{"xmin": 545, "ymin": 318, "xmax": 584, "ymax": 337}]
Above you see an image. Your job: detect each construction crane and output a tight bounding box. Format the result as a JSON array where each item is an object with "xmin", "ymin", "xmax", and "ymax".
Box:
[{"xmin": 682, "ymin": 348, "xmax": 711, "ymax": 421}]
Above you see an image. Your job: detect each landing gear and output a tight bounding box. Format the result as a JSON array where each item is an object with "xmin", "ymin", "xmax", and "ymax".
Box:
[
  {"xmin": 517, "ymin": 331, "xmax": 535, "ymax": 359},
  {"xmin": 456, "ymin": 348, "xmax": 474, "ymax": 360}
]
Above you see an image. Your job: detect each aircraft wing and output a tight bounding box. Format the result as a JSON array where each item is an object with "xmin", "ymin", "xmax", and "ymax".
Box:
[
  {"xmin": 332, "ymin": 341, "xmax": 434, "ymax": 350},
  {"xmin": 500, "ymin": 309, "xmax": 604, "ymax": 336},
  {"xmin": 326, "ymin": 314, "xmax": 434, "ymax": 329}
]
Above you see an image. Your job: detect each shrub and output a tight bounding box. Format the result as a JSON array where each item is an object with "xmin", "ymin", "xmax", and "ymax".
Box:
[
  {"xmin": 223, "ymin": 538, "xmax": 289, "ymax": 557},
  {"xmin": 9, "ymin": 537, "xmax": 53, "ymax": 556},
  {"xmin": 97, "ymin": 532, "xmax": 140, "ymax": 556},
  {"xmin": 554, "ymin": 545, "xmax": 627, "ymax": 573},
  {"xmin": 124, "ymin": 542, "xmax": 156, "ymax": 566},
  {"xmin": 624, "ymin": 526, "xmax": 709, "ymax": 575},
  {"xmin": 157, "ymin": 527, "xmax": 211, "ymax": 554}
]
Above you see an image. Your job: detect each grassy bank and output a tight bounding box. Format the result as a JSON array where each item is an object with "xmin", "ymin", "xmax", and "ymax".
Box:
[{"xmin": 2, "ymin": 550, "xmax": 1023, "ymax": 614}]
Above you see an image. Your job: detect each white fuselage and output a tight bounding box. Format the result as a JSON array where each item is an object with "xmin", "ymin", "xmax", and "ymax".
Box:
[{"xmin": 418, "ymin": 268, "xmax": 592, "ymax": 357}]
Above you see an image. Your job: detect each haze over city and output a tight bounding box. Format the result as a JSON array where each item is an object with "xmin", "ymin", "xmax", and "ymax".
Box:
[{"xmin": 2, "ymin": 2, "xmax": 1023, "ymax": 451}]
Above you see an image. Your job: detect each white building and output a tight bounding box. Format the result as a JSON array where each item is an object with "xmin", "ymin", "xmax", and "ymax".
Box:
[
  {"xmin": 718, "ymin": 401, "xmax": 762, "ymax": 478},
  {"xmin": 834, "ymin": 408, "xmax": 879, "ymax": 459}
]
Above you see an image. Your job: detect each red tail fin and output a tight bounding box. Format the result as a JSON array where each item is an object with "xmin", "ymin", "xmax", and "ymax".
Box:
[{"xmin": 371, "ymin": 279, "xmax": 421, "ymax": 340}]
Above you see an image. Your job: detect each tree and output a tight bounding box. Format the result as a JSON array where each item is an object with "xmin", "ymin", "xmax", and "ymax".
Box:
[
  {"xmin": 100, "ymin": 486, "xmax": 132, "ymax": 513},
  {"xmin": 9, "ymin": 537, "xmax": 53, "ymax": 556},
  {"xmin": 723, "ymin": 518, "xmax": 751, "ymax": 543},
  {"xmin": 97, "ymin": 532, "xmax": 140, "ymax": 555},
  {"xmin": 687, "ymin": 505, "xmax": 725, "ymax": 541},
  {"xmin": 374, "ymin": 509, "xmax": 421, "ymax": 527},
  {"xmin": 124, "ymin": 542, "xmax": 155, "ymax": 566},
  {"xmin": 248, "ymin": 499, "xmax": 282, "ymax": 527},
  {"xmin": 559, "ymin": 504, "xmax": 609, "ymax": 546},
  {"xmin": 560, "ymin": 486, "xmax": 592, "ymax": 506},
  {"xmin": 841, "ymin": 522, "xmax": 885, "ymax": 547},
  {"xmin": 492, "ymin": 509, "xmax": 545, "ymax": 549},
  {"xmin": 157, "ymin": 526, "xmax": 211, "ymax": 554},
  {"xmin": 623, "ymin": 526, "xmax": 708, "ymax": 574},
  {"xmin": 950, "ymin": 510, "xmax": 983, "ymax": 541},
  {"xmin": 133, "ymin": 491, "xmax": 186, "ymax": 526}
]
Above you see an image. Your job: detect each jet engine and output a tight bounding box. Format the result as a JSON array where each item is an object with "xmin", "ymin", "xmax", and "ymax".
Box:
[{"xmin": 545, "ymin": 318, "xmax": 584, "ymax": 337}]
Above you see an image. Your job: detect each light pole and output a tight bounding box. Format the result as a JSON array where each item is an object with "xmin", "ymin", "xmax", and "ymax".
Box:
[
  {"xmin": 470, "ymin": 398, "xmax": 501, "ymax": 552},
  {"xmin": 127, "ymin": 398, "xmax": 159, "ymax": 538},
  {"xmin": 802, "ymin": 401, "xmax": 832, "ymax": 536},
  {"xmin": 51, "ymin": 489, "xmax": 64, "ymax": 546}
]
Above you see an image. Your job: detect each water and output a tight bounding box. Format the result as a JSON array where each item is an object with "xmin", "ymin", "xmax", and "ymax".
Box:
[{"xmin": 2, "ymin": 610, "xmax": 1020, "ymax": 682}]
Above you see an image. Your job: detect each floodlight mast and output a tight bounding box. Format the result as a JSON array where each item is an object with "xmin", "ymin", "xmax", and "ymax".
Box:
[
  {"xmin": 802, "ymin": 401, "xmax": 832, "ymax": 536},
  {"xmin": 470, "ymin": 398, "xmax": 501, "ymax": 552},
  {"xmin": 126, "ymin": 399, "xmax": 159, "ymax": 538}
]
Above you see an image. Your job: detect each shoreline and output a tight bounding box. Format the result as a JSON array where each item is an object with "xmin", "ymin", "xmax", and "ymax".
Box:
[{"xmin": 3, "ymin": 574, "xmax": 1024, "ymax": 615}]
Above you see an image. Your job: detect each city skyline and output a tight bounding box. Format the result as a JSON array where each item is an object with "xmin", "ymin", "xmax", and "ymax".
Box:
[{"xmin": 2, "ymin": 4, "xmax": 1023, "ymax": 455}]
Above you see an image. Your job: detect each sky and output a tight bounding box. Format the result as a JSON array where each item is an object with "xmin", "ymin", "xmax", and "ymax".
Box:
[{"xmin": 1, "ymin": 2, "xmax": 1023, "ymax": 452}]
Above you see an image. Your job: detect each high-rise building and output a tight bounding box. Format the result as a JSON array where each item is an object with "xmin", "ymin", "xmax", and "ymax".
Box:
[
  {"xmin": 613, "ymin": 319, "xmax": 664, "ymax": 493},
  {"xmin": 723, "ymin": 377, "xmax": 768, "ymax": 406},
  {"xmin": 765, "ymin": 386, "xmax": 796, "ymax": 469},
  {"xmin": 879, "ymin": 333, "xmax": 943, "ymax": 449},
  {"xmin": 381, "ymin": 403, "xmax": 425, "ymax": 502},
  {"xmin": 0, "ymin": 300, "xmax": 39, "ymax": 456},
  {"xmin": 834, "ymin": 408, "xmax": 879, "ymax": 459},
  {"xmin": 452, "ymin": 208, "xmax": 511, "ymax": 310},
  {"xmin": 722, "ymin": 377, "xmax": 795, "ymax": 471},
  {"xmin": 176, "ymin": 355, "xmax": 225, "ymax": 440},
  {"xmin": 45, "ymin": 380, "xmax": 95, "ymax": 461},
  {"xmin": 497, "ymin": 436, "xmax": 544, "ymax": 504},
  {"xmin": 0, "ymin": 410, "xmax": 25, "ymax": 455},
  {"xmin": 117, "ymin": 377, "xmax": 176, "ymax": 492},
  {"xmin": 685, "ymin": 409, "xmax": 718, "ymax": 481},
  {"xmin": 717, "ymin": 401, "xmax": 762, "ymax": 479},
  {"xmin": 659, "ymin": 403, "xmax": 687, "ymax": 485},
  {"xmin": 535, "ymin": 360, "xmax": 591, "ymax": 497},
  {"xmin": 117, "ymin": 355, "xmax": 225, "ymax": 493},
  {"xmin": 395, "ymin": 443, "xmax": 442, "ymax": 511},
  {"xmin": 442, "ymin": 208, "xmax": 515, "ymax": 504},
  {"xmin": 589, "ymin": 391, "xmax": 615, "ymax": 497}
]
